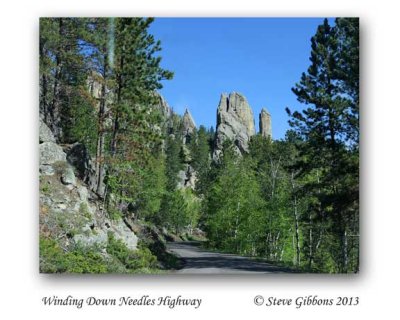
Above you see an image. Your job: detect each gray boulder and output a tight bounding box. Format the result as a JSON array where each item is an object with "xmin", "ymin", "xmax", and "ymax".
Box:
[
  {"xmin": 39, "ymin": 119, "xmax": 56, "ymax": 143},
  {"xmin": 39, "ymin": 164, "xmax": 55, "ymax": 176},
  {"xmin": 61, "ymin": 166, "xmax": 76, "ymax": 186},
  {"xmin": 39, "ymin": 142, "xmax": 67, "ymax": 165},
  {"xmin": 77, "ymin": 186, "xmax": 89, "ymax": 202},
  {"xmin": 110, "ymin": 220, "xmax": 138, "ymax": 251}
]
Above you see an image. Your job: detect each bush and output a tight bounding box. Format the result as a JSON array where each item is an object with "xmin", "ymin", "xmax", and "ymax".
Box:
[
  {"xmin": 107, "ymin": 207, "xmax": 123, "ymax": 221},
  {"xmin": 40, "ymin": 233, "xmax": 160, "ymax": 274},
  {"xmin": 39, "ymin": 237, "xmax": 65, "ymax": 273},
  {"xmin": 106, "ymin": 233, "xmax": 158, "ymax": 271},
  {"xmin": 39, "ymin": 237, "xmax": 107, "ymax": 273}
]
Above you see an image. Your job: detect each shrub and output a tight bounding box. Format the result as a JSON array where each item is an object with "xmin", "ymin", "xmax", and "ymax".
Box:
[
  {"xmin": 106, "ymin": 233, "xmax": 158, "ymax": 271},
  {"xmin": 39, "ymin": 236, "xmax": 107, "ymax": 273},
  {"xmin": 40, "ymin": 233, "xmax": 160, "ymax": 274}
]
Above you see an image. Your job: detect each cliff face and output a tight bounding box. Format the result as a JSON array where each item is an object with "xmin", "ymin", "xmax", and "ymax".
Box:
[
  {"xmin": 213, "ymin": 92, "xmax": 256, "ymax": 159},
  {"xmin": 259, "ymin": 108, "xmax": 272, "ymax": 139}
]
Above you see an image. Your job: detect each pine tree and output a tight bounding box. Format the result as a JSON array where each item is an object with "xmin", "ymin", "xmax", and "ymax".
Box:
[
  {"xmin": 334, "ymin": 18, "xmax": 359, "ymax": 146},
  {"xmin": 189, "ymin": 125, "xmax": 212, "ymax": 196},
  {"xmin": 39, "ymin": 18, "xmax": 90, "ymax": 142},
  {"xmin": 287, "ymin": 18, "xmax": 359, "ymax": 272},
  {"xmin": 110, "ymin": 18, "xmax": 173, "ymax": 157}
]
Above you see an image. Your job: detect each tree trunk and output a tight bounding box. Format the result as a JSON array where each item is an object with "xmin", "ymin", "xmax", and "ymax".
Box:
[
  {"xmin": 49, "ymin": 18, "xmax": 64, "ymax": 141},
  {"xmin": 41, "ymin": 74, "xmax": 48, "ymax": 123},
  {"xmin": 111, "ymin": 55, "xmax": 124, "ymax": 157},
  {"xmin": 111, "ymin": 113, "xmax": 119, "ymax": 157},
  {"xmin": 39, "ymin": 33, "xmax": 48, "ymax": 122},
  {"xmin": 308, "ymin": 213, "xmax": 313, "ymax": 270},
  {"xmin": 342, "ymin": 229, "xmax": 348, "ymax": 272},
  {"xmin": 95, "ymin": 53, "xmax": 108, "ymax": 197},
  {"xmin": 291, "ymin": 171, "xmax": 301, "ymax": 266},
  {"xmin": 234, "ymin": 201, "xmax": 240, "ymax": 252},
  {"xmin": 294, "ymin": 195, "xmax": 301, "ymax": 266}
]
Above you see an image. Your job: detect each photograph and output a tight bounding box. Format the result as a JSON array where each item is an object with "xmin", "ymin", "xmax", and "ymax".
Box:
[{"xmin": 39, "ymin": 17, "xmax": 359, "ymax": 274}]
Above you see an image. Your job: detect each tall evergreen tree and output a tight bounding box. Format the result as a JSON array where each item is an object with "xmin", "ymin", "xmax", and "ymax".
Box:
[
  {"xmin": 104, "ymin": 18, "xmax": 174, "ymax": 209},
  {"xmin": 189, "ymin": 125, "xmax": 212, "ymax": 196},
  {"xmin": 287, "ymin": 18, "xmax": 359, "ymax": 272},
  {"xmin": 334, "ymin": 18, "xmax": 359, "ymax": 146},
  {"xmin": 39, "ymin": 18, "xmax": 90, "ymax": 141}
]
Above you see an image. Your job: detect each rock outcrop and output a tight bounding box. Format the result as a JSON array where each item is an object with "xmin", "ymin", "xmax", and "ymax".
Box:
[
  {"xmin": 87, "ymin": 72, "xmax": 103, "ymax": 100},
  {"xmin": 182, "ymin": 108, "xmax": 196, "ymax": 143},
  {"xmin": 39, "ymin": 142, "xmax": 67, "ymax": 166},
  {"xmin": 39, "ymin": 119, "xmax": 67, "ymax": 172},
  {"xmin": 177, "ymin": 164, "xmax": 197, "ymax": 190},
  {"xmin": 213, "ymin": 92, "xmax": 256, "ymax": 159},
  {"xmin": 178, "ymin": 109, "xmax": 197, "ymax": 189},
  {"xmin": 259, "ymin": 108, "xmax": 272, "ymax": 139},
  {"xmin": 40, "ymin": 119, "xmax": 56, "ymax": 143},
  {"xmin": 65, "ymin": 143, "xmax": 100, "ymax": 195},
  {"xmin": 39, "ymin": 120, "xmax": 138, "ymax": 254},
  {"xmin": 154, "ymin": 92, "xmax": 173, "ymax": 120}
]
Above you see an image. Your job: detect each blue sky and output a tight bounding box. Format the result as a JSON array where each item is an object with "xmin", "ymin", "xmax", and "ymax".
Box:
[{"xmin": 150, "ymin": 18, "xmax": 332, "ymax": 140}]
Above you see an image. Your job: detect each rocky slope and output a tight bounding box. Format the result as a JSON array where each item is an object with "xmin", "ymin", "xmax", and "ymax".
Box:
[{"xmin": 39, "ymin": 119, "xmax": 139, "ymax": 271}]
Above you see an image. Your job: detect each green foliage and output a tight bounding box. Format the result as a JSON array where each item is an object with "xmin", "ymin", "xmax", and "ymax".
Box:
[
  {"xmin": 287, "ymin": 18, "xmax": 359, "ymax": 273},
  {"xmin": 106, "ymin": 153, "xmax": 167, "ymax": 222},
  {"xmin": 189, "ymin": 125, "xmax": 212, "ymax": 196},
  {"xmin": 205, "ymin": 146, "xmax": 266, "ymax": 255},
  {"xmin": 40, "ymin": 180, "xmax": 51, "ymax": 195},
  {"xmin": 159, "ymin": 188, "xmax": 201, "ymax": 234},
  {"xmin": 39, "ymin": 237, "xmax": 107, "ymax": 273},
  {"xmin": 62, "ymin": 88, "xmax": 98, "ymax": 154},
  {"xmin": 164, "ymin": 132, "xmax": 185, "ymax": 191},
  {"xmin": 39, "ymin": 18, "xmax": 90, "ymax": 141},
  {"xmin": 39, "ymin": 237, "xmax": 63, "ymax": 273},
  {"xmin": 107, "ymin": 206, "xmax": 123, "ymax": 221},
  {"xmin": 63, "ymin": 250, "xmax": 108, "ymax": 273},
  {"xmin": 181, "ymin": 189, "xmax": 201, "ymax": 233},
  {"xmin": 106, "ymin": 233, "xmax": 158, "ymax": 271},
  {"xmin": 137, "ymin": 155, "xmax": 167, "ymax": 220},
  {"xmin": 40, "ymin": 234, "xmax": 159, "ymax": 274},
  {"xmin": 160, "ymin": 190, "xmax": 186, "ymax": 233},
  {"xmin": 78, "ymin": 202, "xmax": 92, "ymax": 220}
]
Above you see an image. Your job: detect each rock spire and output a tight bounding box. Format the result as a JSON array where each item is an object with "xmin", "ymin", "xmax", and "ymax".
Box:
[
  {"xmin": 213, "ymin": 92, "xmax": 256, "ymax": 159},
  {"xmin": 259, "ymin": 108, "xmax": 272, "ymax": 139}
]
